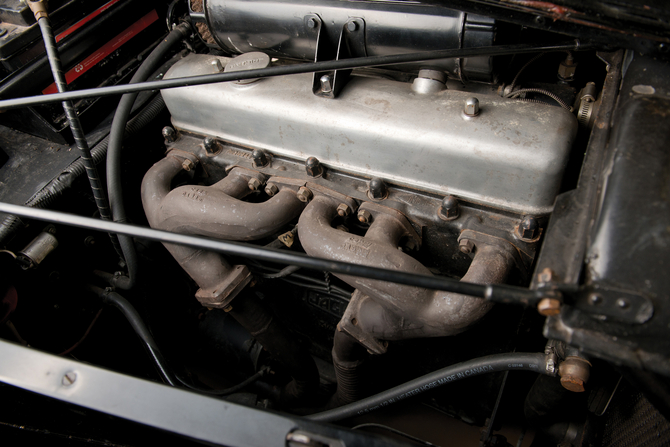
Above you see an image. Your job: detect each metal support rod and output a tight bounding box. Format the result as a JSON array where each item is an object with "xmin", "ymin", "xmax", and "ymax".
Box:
[
  {"xmin": 0, "ymin": 41, "xmax": 588, "ymax": 111},
  {"xmin": 0, "ymin": 202, "xmax": 544, "ymax": 305}
]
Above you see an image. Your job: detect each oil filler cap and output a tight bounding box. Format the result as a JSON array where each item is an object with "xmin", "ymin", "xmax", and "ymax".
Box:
[{"xmin": 224, "ymin": 52, "xmax": 271, "ymax": 85}]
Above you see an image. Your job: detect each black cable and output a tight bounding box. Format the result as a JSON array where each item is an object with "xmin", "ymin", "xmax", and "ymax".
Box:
[
  {"xmin": 175, "ymin": 367, "xmax": 270, "ymax": 396},
  {"xmin": 308, "ymin": 352, "xmax": 551, "ymax": 422},
  {"xmin": 87, "ymin": 285, "xmax": 177, "ymax": 387},
  {"xmin": 0, "ymin": 41, "xmax": 588, "ymax": 111},
  {"xmin": 34, "ymin": 9, "xmax": 120, "ymax": 254},
  {"xmin": 106, "ymin": 23, "xmax": 191, "ymax": 290},
  {"xmin": 509, "ymin": 52, "xmax": 546, "ymax": 91},
  {"xmin": 0, "ymin": 95, "xmax": 167, "ymax": 246},
  {"xmin": 0, "ymin": 202, "xmax": 544, "ymax": 306}
]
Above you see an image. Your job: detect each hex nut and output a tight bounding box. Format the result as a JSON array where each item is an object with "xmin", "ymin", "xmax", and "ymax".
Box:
[
  {"xmin": 368, "ymin": 178, "xmax": 388, "ymax": 200},
  {"xmin": 203, "ymin": 137, "xmax": 221, "ymax": 156},
  {"xmin": 464, "ymin": 97, "xmax": 480, "ymax": 116},
  {"xmin": 357, "ymin": 209, "xmax": 372, "ymax": 224},
  {"xmin": 305, "ymin": 157, "xmax": 324, "ymax": 177},
  {"xmin": 162, "ymin": 126, "xmax": 176, "ymax": 143},
  {"xmin": 307, "ymin": 18, "xmax": 317, "ymax": 29},
  {"xmin": 537, "ymin": 298, "xmax": 561, "ymax": 316},
  {"xmin": 248, "ymin": 178, "xmax": 262, "ymax": 191},
  {"xmin": 182, "ymin": 159, "xmax": 195, "ymax": 171},
  {"xmin": 559, "ymin": 356, "xmax": 591, "ymax": 393},
  {"xmin": 320, "ymin": 75, "xmax": 333, "ymax": 94},
  {"xmin": 459, "ymin": 239, "xmax": 475, "ymax": 254},
  {"xmin": 252, "ymin": 149, "xmax": 269, "ymax": 167},
  {"xmin": 518, "ymin": 216, "xmax": 540, "ymax": 241},
  {"xmin": 337, "ymin": 203, "xmax": 351, "ymax": 217},
  {"xmin": 296, "ymin": 187, "xmax": 313, "ymax": 203},
  {"xmin": 438, "ymin": 195, "xmax": 460, "ymax": 221},
  {"xmin": 347, "ymin": 21, "xmax": 358, "ymax": 32},
  {"xmin": 558, "ymin": 55, "xmax": 577, "ymax": 81},
  {"xmin": 265, "ymin": 183, "xmax": 279, "ymax": 197}
]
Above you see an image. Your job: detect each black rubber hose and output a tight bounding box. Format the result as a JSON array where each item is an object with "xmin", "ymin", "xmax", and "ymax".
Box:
[
  {"xmin": 0, "ymin": 95, "xmax": 167, "ymax": 246},
  {"xmin": 87, "ymin": 285, "xmax": 177, "ymax": 387},
  {"xmin": 35, "ymin": 13, "xmax": 120, "ymax": 254},
  {"xmin": 308, "ymin": 352, "xmax": 551, "ymax": 422},
  {"xmin": 106, "ymin": 22, "xmax": 191, "ymax": 289}
]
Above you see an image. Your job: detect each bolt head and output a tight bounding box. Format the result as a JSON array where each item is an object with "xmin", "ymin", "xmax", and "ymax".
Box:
[
  {"xmin": 162, "ymin": 126, "xmax": 176, "ymax": 143},
  {"xmin": 337, "ymin": 203, "xmax": 351, "ymax": 217},
  {"xmin": 265, "ymin": 183, "xmax": 278, "ymax": 197},
  {"xmin": 357, "ymin": 209, "xmax": 372, "ymax": 224},
  {"xmin": 182, "ymin": 159, "xmax": 195, "ymax": 171},
  {"xmin": 252, "ymin": 149, "xmax": 269, "ymax": 167},
  {"xmin": 203, "ymin": 137, "xmax": 221, "ymax": 155},
  {"xmin": 320, "ymin": 75, "xmax": 333, "ymax": 93},
  {"xmin": 296, "ymin": 187, "xmax": 313, "ymax": 203},
  {"xmin": 537, "ymin": 298, "xmax": 561, "ymax": 316},
  {"xmin": 438, "ymin": 195, "xmax": 460, "ymax": 220},
  {"xmin": 537, "ymin": 267, "xmax": 554, "ymax": 284},
  {"xmin": 248, "ymin": 178, "xmax": 262, "ymax": 191},
  {"xmin": 616, "ymin": 298, "xmax": 630, "ymax": 309},
  {"xmin": 588, "ymin": 293, "xmax": 602, "ymax": 305},
  {"xmin": 211, "ymin": 59, "xmax": 223, "ymax": 72},
  {"xmin": 459, "ymin": 239, "xmax": 475, "ymax": 254},
  {"xmin": 62, "ymin": 371, "xmax": 77, "ymax": 386},
  {"xmin": 346, "ymin": 21, "xmax": 358, "ymax": 32},
  {"xmin": 518, "ymin": 216, "xmax": 540, "ymax": 241},
  {"xmin": 369, "ymin": 178, "xmax": 388, "ymax": 200},
  {"xmin": 464, "ymin": 97, "xmax": 480, "ymax": 116},
  {"xmin": 305, "ymin": 157, "xmax": 324, "ymax": 177},
  {"xmin": 307, "ymin": 18, "xmax": 317, "ymax": 29}
]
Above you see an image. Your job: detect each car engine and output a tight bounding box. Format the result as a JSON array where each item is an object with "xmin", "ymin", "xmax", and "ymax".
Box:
[{"xmin": 0, "ymin": 0, "xmax": 669, "ymax": 446}]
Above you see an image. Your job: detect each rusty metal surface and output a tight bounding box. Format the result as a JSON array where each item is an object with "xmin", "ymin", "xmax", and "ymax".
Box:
[{"xmin": 298, "ymin": 193, "xmax": 515, "ymax": 346}]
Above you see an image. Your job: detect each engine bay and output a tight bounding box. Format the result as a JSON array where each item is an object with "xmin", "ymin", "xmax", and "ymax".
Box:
[{"xmin": 1, "ymin": 1, "xmax": 669, "ymax": 446}]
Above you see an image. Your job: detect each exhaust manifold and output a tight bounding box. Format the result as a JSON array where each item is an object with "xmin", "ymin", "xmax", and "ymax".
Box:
[{"xmin": 298, "ymin": 195, "xmax": 516, "ymax": 354}]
